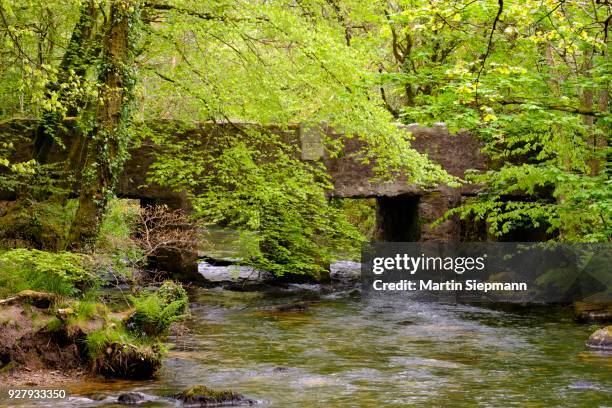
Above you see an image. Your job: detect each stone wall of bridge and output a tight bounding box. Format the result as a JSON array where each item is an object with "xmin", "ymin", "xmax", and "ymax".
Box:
[{"xmin": 0, "ymin": 120, "xmax": 487, "ymax": 241}]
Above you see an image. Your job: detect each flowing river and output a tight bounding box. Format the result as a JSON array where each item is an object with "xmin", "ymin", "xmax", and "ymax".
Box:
[{"xmin": 2, "ymin": 285, "xmax": 611, "ymax": 407}]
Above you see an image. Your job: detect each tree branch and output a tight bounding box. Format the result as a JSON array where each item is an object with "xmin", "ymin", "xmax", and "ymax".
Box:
[
  {"xmin": 499, "ymin": 99, "xmax": 607, "ymax": 117},
  {"xmin": 384, "ymin": 9, "xmax": 406, "ymax": 64},
  {"xmin": 475, "ymin": 0, "xmax": 504, "ymax": 103},
  {"xmin": 144, "ymin": 2, "xmax": 268, "ymax": 23},
  {"xmin": 0, "ymin": 6, "xmax": 40, "ymax": 67}
]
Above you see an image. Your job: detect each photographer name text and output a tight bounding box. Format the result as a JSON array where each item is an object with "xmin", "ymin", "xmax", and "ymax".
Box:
[{"xmin": 372, "ymin": 279, "xmax": 528, "ymax": 292}]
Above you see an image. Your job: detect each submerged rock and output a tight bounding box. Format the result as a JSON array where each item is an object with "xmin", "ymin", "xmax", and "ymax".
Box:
[
  {"xmin": 172, "ymin": 385, "xmax": 255, "ymax": 406},
  {"xmin": 586, "ymin": 326, "xmax": 612, "ymax": 351},
  {"xmin": 273, "ymin": 301, "xmax": 309, "ymax": 312},
  {"xmin": 567, "ymin": 381, "xmax": 601, "ymax": 391},
  {"xmin": 329, "ymin": 261, "xmax": 361, "ymax": 282},
  {"xmin": 87, "ymin": 393, "xmax": 107, "ymax": 401}
]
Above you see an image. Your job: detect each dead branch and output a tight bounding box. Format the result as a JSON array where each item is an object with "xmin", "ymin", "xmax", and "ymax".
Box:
[
  {"xmin": 0, "ymin": 290, "xmax": 56, "ymax": 307},
  {"xmin": 132, "ymin": 205, "xmax": 199, "ymax": 267}
]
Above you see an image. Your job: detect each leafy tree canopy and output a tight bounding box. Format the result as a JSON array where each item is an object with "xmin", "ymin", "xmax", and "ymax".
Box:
[
  {"xmin": 375, "ymin": 0, "xmax": 610, "ymax": 241},
  {"xmin": 0, "ymin": 0, "xmax": 609, "ymax": 275}
]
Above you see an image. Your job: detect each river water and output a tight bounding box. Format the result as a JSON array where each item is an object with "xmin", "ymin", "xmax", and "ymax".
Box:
[{"xmin": 2, "ymin": 285, "xmax": 610, "ymax": 407}]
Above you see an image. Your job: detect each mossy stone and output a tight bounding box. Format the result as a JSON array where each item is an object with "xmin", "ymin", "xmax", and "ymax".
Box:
[{"xmin": 172, "ymin": 385, "xmax": 255, "ymax": 406}]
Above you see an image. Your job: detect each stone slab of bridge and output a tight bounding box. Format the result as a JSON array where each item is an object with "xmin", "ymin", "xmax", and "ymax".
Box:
[{"xmin": 0, "ymin": 120, "xmax": 487, "ymax": 241}]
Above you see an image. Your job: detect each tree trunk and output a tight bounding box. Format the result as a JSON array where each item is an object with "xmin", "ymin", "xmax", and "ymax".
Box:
[
  {"xmin": 67, "ymin": 0, "xmax": 139, "ymax": 250},
  {"xmin": 579, "ymin": 56, "xmax": 607, "ymax": 176}
]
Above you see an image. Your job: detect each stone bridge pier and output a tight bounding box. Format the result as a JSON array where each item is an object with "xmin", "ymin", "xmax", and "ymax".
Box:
[{"xmin": 374, "ymin": 188, "xmax": 463, "ymax": 242}]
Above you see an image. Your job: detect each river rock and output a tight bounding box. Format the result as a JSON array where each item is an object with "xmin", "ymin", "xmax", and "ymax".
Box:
[
  {"xmin": 329, "ymin": 261, "xmax": 361, "ymax": 282},
  {"xmin": 586, "ymin": 326, "xmax": 612, "ymax": 351},
  {"xmin": 117, "ymin": 392, "xmax": 146, "ymax": 404},
  {"xmin": 150, "ymin": 247, "xmax": 202, "ymax": 283},
  {"xmin": 574, "ymin": 301, "xmax": 612, "ymax": 323},
  {"xmin": 197, "ymin": 262, "xmax": 273, "ymax": 284}
]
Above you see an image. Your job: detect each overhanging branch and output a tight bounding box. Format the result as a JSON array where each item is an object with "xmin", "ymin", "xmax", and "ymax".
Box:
[
  {"xmin": 499, "ymin": 99, "xmax": 607, "ymax": 117},
  {"xmin": 144, "ymin": 2, "xmax": 268, "ymax": 23}
]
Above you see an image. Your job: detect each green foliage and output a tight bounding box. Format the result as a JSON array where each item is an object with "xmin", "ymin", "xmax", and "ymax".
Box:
[
  {"xmin": 0, "ymin": 0, "xmax": 608, "ymax": 250},
  {"xmin": 443, "ymin": 163, "xmax": 611, "ymax": 242},
  {"xmin": 150, "ymin": 131, "xmax": 365, "ymax": 276},
  {"xmin": 0, "ymin": 0, "xmax": 453, "ymax": 256},
  {"xmin": 96, "ymin": 199, "xmax": 140, "ymax": 250},
  {"xmin": 0, "ymin": 132, "xmax": 36, "ymax": 177},
  {"xmin": 136, "ymin": 1, "xmax": 451, "ymax": 185},
  {"xmin": 127, "ymin": 281, "xmax": 189, "ymax": 337},
  {"xmin": 0, "ymin": 248, "xmax": 96, "ymax": 297},
  {"xmin": 73, "ymin": 298, "xmax": 104, "ymax": 321},
  {"xmin": 84, "ymin": 281, "xmax": 186, "ymax": 379},
  {"xmin": 157, "ymin": 280, "xmax": 189, "ymax": 306},
  {"xmin": 133, "ymin": 0, "xmax": 453, "ymax": 274},
  {"xmin": 86, "ymin": 325, "xmax": 134, "ymax": 359},
  {"xmin": 47, "ymin": 294, "xmax": 111, "ymax": 336},
  {"xmin": 0, "ymin": 140, "xmax": 74, "ymax": 201},
  {"xmin": 96, "ymin": 198, "xmax": 143, "ymax": 272},
  {"xmin": 0, "ymin": 125, "xmax": 77, "ymax": 252},
  {"xmin": 377, "ymin": 0, "xmax": 610, "ymax": 241},
  {"xmin": 334, "ymin": 198, "xmax": 378, "ymax": 241}
]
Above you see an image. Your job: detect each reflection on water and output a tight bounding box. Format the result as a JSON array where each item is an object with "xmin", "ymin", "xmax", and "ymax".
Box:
[{"xmin": 1, "ymin": 287, "xmax": 611, "ymax": 407}]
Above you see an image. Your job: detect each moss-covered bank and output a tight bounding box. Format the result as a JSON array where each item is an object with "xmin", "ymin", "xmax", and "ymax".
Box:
[{"xmin": 0, "ymin": 281, "xmax": 188, "ymax": 381}]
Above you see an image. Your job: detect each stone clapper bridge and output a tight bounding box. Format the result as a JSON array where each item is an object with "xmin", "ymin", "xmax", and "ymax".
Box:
[{"xmin": 1, "ymin": 120, "xmax": 486, "ymax": 242}]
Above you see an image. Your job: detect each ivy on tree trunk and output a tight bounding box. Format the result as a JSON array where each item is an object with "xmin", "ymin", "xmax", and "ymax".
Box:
[{"xmin": 33, "ymin": 0, "xmax": 99, "ymax": 166}]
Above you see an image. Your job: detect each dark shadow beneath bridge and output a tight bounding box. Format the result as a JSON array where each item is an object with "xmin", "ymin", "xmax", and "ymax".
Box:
[{"xmin": 376, "ymin": 194, "xmax": 421, "ymax": 242}]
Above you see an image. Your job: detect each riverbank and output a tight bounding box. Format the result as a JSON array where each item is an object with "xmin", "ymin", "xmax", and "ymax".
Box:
[{"xmin": 0, "ymin": 282, "xmax": 189, "ymax": 385}]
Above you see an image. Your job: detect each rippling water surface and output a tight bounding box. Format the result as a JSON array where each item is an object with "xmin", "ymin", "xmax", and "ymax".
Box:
[{"xmin": 2, "ymin": 286, "xmax": 611, "ymax": 407}]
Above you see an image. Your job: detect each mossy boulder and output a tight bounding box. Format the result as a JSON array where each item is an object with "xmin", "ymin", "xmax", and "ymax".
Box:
[
  {"xmin": 172, "ymin": 385, "xmax": 255, "ymax": 406},
  {"xmin": 586, "ymin": 326, "xmax": 612, "ymax": 351},
  {"xmin": 88, "ymin": 281, "xmax": 189, "ymax": 380}
]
